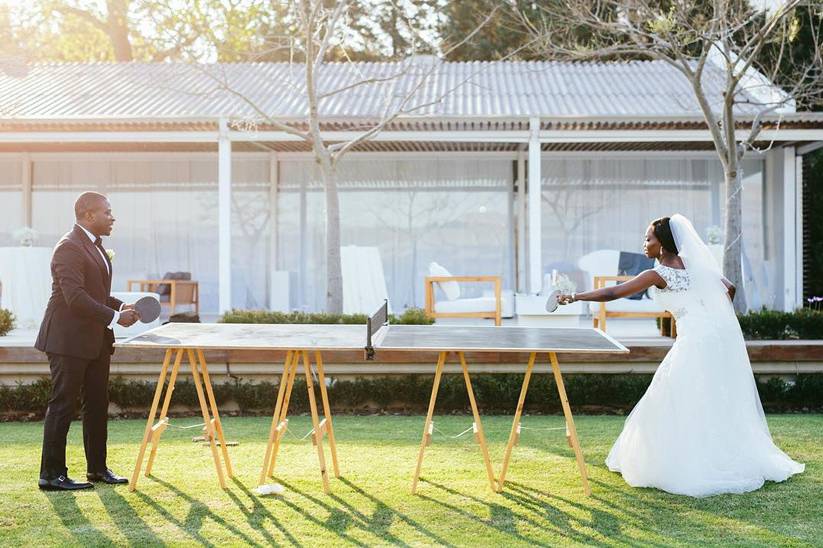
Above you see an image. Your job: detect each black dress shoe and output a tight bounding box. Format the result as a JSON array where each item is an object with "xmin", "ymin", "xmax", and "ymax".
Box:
[
  {"xmin": 38, "ymin": 475, "xmax": 94, "ymax": 491},
  {"xmin": 86, "ymin": 468, "xmax": 128, "ymax": 485}
]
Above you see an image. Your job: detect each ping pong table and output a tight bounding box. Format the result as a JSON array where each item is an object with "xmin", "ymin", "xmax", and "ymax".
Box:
[{"xmin": 117, "ymin": 301, "xmax": 627, "ymax": 496}]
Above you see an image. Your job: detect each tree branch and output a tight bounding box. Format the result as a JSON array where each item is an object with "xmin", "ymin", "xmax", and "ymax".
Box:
[{"xmin": 53, "ymin": 5, "xmax": 110, "ymax": 34}]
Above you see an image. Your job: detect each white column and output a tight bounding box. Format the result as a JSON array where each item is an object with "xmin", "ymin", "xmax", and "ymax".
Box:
[
  {"xmin": 267, "ymin": 152, "xmax": 289, "ymax": 311},
  {"xmin": 782, "ymin": 146, "xmax": 796, "ymax": 311},
  {"xmin": 21, "ymin": 153, "xmax": 32, "ymax": 227},
  {"xmin": 218, "ymin": 118, "xmax": 232, "ymax": 314},
  {"xmin": 795, "ymin": 154, "xmax": 803, "ymax": 308},
  {"xmin": 516, "ymin": 149, "xmax": 526, "ymax": 293},
  {"xmin": 528, "ymin": 118, "xmax": 542, "ymax": 294}
]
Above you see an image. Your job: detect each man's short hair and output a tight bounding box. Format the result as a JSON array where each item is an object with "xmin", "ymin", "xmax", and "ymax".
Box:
[{"xmin": 74, "ymin": 192, "xmax": 108, "ymax": 220}]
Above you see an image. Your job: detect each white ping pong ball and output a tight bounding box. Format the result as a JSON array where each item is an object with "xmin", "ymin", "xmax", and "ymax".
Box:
[{"xmin": 478, "ymin": 206, "xmax": 487, "ymax": 214}]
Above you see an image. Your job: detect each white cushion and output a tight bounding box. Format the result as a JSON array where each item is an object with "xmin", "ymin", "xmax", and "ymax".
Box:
[
  {"xmin": 482, "ymin": 289, "xmax": 515, "ymax": 317},
  {"xmin": 589, "ymin": 298, "xmax": 666, "ymax": 313},
  {"xmin": 434, "ymin": 297, "xmax": 496, "ymax": 314},
  {"xmin": 434, "ymin": 291, "xmax": 514, "ymax": 318},
  {"xmin": 429, "ymin": 262, "xmax": 460, "ymax": 300}
]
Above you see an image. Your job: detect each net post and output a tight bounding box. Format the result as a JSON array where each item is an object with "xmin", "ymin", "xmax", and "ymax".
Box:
[{"xmin": 365, "ymin": 299, "xmax": 389, "ymax": 361}]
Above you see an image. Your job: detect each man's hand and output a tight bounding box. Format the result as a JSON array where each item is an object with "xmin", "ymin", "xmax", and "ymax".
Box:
[
  {"xmin": 122, "ymin": 304, "xmax": 135, "ymax": 311},
  {"xmin": 117, "ymin": 309, "xmax": 140, "ymax": 327}
]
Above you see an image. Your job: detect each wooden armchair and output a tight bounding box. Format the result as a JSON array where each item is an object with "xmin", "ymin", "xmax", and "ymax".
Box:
[
  {"xmin": 127, "ymin": 278, "xmax": 199, "ymax": 317},
  {"xmin": 593, "ymin": 275, "xmax": 676, "ymax": 337},
  {"xmin": 424, "ymin": 275, "xmax": 502, "ymax": 326}
]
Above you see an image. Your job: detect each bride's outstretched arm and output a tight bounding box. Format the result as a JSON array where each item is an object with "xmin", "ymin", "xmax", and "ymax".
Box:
[{"xmin": 558, "ymin": 270, "xmax": 662, "ymax": 304}]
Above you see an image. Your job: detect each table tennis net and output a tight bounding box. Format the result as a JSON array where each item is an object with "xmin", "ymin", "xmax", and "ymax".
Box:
[{"xmin": 365, "ymin": 299, "xmax": 389, "ymax": 360}]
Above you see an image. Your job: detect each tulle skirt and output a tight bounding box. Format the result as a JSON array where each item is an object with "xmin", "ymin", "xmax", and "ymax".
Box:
[{"xmin": 605, "ymin": 317, "xmax": 804, "ymax": 497}]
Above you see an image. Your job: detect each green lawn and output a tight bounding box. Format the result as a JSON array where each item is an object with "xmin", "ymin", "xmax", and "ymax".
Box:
[{"xmin": 0, "ymin": 415, "xmax": 820, "ymax": 547}]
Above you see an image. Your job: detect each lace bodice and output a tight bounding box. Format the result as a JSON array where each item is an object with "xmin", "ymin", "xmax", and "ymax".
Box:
[
  {"xmin": 652, "ymin": 264, "xmax": 691, "ymax": 320},
  {"xmin": 654, "ymin": 264, "xmax": 690, "ymax": 292}
]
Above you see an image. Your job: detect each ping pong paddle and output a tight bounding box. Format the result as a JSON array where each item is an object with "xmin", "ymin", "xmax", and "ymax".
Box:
[
  {"xmin": 134, "ymin": 296, "xmax": 161, "ymax": 323},
  {"xmin": 544, "ymin": 290, "xmax": 561, "ymax": 313}
]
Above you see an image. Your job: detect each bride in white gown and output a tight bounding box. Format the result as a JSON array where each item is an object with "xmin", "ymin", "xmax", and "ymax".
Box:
[{"xmin": 558, "ymin": 214, "xmax": 804, "ymax": 497}]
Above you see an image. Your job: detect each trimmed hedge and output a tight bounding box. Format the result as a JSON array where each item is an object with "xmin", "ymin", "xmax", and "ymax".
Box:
[
  {"xmin": 0, "ymin": 308, "xmax": 14, "ymax": 336},
  {"xmin": 737, "ymin": 308, "xmax": 823, "ymax": 340},
  {"xmin": 3, "ymin": 373, "xmax": 822, "ymax": 417},
  {"xmin": 220, "ymin": 307, "xmax": 433, "ymax": 326}
]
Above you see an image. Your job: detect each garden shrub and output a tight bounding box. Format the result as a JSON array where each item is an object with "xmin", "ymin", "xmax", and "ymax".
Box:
[{"xmin": 0, "ymin": 309, "xmax": 15, "ymax": 336}]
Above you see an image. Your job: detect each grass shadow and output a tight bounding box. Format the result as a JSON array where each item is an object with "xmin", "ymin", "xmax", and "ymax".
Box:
[
  {"xmin": 267, "ymin": 477, "xmax": 369, "ymax": 547},
  {"xmin": 505, "ymin": 480, "xmax": 631, "ymax": 543},
  {"xmin": 44, "ymin": 491, "xmax": 114, "ymax": 545},
  {"xmin": 95, "ymin": 485, "xmax": 166, "ymax": 546},
  {"xmin": 336, "ymin": 477, "xmax": 453, "ymax": 546},
  {"xmin": 226, "ymin": 477, "xmax": 302, "ymax": 547},
  {"xmin": 274, "ymin": 477, "xmax": 453, "ymax": 547},
  {"xmin": 134, "ymin": 476, "xmax": 260, "ymax": 547},
  {"xmin": 420, "ymin": 478, "xmax": 606, "ymax": 547}
]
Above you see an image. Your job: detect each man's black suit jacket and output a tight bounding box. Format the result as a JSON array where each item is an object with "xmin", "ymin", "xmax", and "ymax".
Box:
[{"xmin": 35, "ymin": 225, "xmax": 123, "ymax": 360}]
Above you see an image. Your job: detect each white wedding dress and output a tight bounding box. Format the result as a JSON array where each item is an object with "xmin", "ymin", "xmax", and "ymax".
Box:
[{"xmin": 605, "ymin": 262, "xmax": 805, "ymax": 497}]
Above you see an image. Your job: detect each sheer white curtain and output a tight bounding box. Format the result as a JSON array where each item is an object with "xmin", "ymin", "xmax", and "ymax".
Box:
[
  {"xmin": 0, "ymin": 157, "xmax": 23, "ymax": 247},
  {"xmin": 541, "ymin": 157, "xmax": 718, "ymax": 277},
  {"xmin": 30, "ymin": 153, "xmax": 273, "ymax": 314},
  {"xmin": 540, "ymin": 155, "xmax": 769, "ymax": 306},
  {"xmin": 31, "ymin": 155, "xmax": 220, "ymax": 311},
  {"xmin": 277, "ymin": 156, "xmax": 514, "ymax": 311}
]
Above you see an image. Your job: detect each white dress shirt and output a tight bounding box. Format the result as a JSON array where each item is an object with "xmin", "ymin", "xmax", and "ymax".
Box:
[{"xmin": 75, "ymin": 224, "xmax": 122, "ymax": 328}]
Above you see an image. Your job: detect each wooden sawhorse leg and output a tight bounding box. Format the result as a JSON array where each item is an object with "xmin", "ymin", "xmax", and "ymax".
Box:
[
  {"xmin": 186, "ymin": 348, "xmax": 232, "ymax": 488},
  {"xmin": 314, "ymin": 351, "xmax": 340, "ymax": 478},
  {"xmin": 196, "ymin": 349, "xmax": 234, "ymax": 479},
  {"xmin": 550, "ymin": 352, "xmax": 591, "ymax": 496},
  {"xmin": 412, "ymin": 351, "xmax": 446, "ymax": 494},
  {"xmin": 259, "ymin": 349, "xmax": 340, "ymax": 493},
  {"xmin": 130, "ymin": 347, "xmax": 232, "ymax": 491},
  {"xmin": 411, "ymin": 351, "xmax": 497, "ymax": 494},
  {"xmin": 497, "ymin": 352, "xmax": 537, "ymax": 492},
  {"xmin": 496, "ymin": 352, "xmax": 591, "ymax": 496},
  {"xmin": 144, "ymin": 348, "xmax": 185, "ymax": 477},
  {"xmin": 263, "ymin": 351, "xmax": 299, "ymax": 481},
  {"xmin": 259, "ymin": 350, "xmax": 296, "ymax": 485},
  {"xmin": 302, "ymin": 350, "xmax": 331, "ymax": 493},
  {"xmin": 458, "ymin": 352, "xmax": 498, "ymax": 492},
  {"xmin": 131, "ymin": 348, "xmax": 176, "ymax": 491}
]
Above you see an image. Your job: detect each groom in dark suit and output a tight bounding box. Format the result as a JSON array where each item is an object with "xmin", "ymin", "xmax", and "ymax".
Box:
[{"xmin": 35, "ymin": 192, "xmax": 140, "ymax": 490}]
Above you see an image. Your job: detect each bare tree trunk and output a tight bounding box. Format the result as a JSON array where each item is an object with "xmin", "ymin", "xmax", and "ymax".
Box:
[
  {"xmin": 107, "ymin": 0, "xmax": 133, "ymax": 61},
  {"xmin": 722, "ymin": 160, "xmax": 748, "ymax": 313},
  {"xmin": 321, "ymin": 159, "xmax": 344, "ymax": 313}
]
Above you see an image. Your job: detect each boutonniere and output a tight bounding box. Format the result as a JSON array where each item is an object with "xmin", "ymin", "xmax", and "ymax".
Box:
[{"xmin": 106, "ymin": 249, "xmax": 115, "ymax": 262}]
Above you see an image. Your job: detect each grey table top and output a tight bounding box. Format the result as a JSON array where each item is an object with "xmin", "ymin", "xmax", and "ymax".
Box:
[
  {"xmin": 116, "ymin": 323, "xmax": 366, "ymax": 351},
  {"xmin": 117, "ymin": 323, "xmax": 628, "ymax": 354},
  {"xmin": 373, "ymin": 325, "xmax": 628, "ymax": 353}
]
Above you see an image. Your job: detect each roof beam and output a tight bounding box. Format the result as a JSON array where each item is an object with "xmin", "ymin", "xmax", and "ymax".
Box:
[{"xmin": 0, "ymin": 129, "xmax": 820, "ymax": 144}]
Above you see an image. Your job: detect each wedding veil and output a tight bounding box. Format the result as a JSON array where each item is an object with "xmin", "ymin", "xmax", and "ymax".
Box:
[{"xmin": 668, "ymin": 214, "xmax": 736, "ymax": 320}]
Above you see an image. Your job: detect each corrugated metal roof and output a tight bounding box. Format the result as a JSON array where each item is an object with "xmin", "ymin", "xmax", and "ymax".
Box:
[
  {"xmin": 0, "ymin": 60, "xmax": 791, "ymax": 121},
  {"xmin": 1, "ymin": 139, "xmax": 786, "ymax": 154}
]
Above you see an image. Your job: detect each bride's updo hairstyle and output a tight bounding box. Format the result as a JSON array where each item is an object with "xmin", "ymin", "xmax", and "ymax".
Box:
[{"xmin": 651, "ymin": 217, "xmax": 678, "ymax": 254}]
